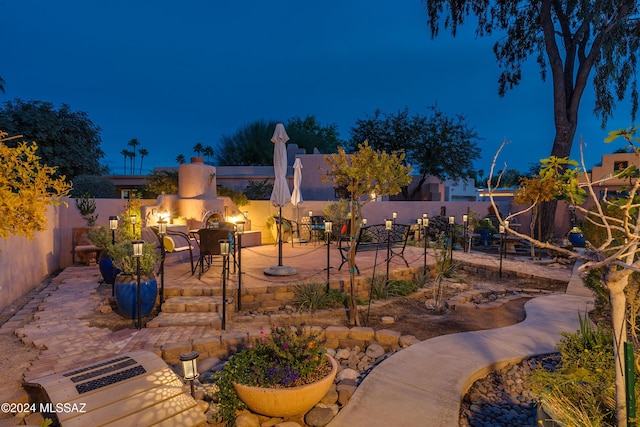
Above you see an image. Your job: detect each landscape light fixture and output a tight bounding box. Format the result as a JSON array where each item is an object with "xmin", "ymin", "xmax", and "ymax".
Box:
[
  {"xmin": 309, "ymin": 210, "xmax": 313, "ymax": 218},
  {"xmin": 362, "ymin": 218, "xmax": 367, "ymax": 226},
  {"xmin": 220, "ymin": 239, "xmax": 230, "ymax": 330},
  {"xmin": 180, "ymin": 351, "xmax": 199, "ymax": 398},
  {"xmin": 421, "ymin": 215, "xmax": 429, "ymax": 275},
  {"xmin": 324, "ymin": 221, "xmax": 332, "ymax": 291},
  {"xmin": 132, "ymin": 240, "xmax": 145, "ymax": 329},
  {"xmin": 499, "ymin": 225, "xmax": 505, "ymax": 277},
  {"xmin": 392, "ymin": 211, "xmax": 397, "ymax": 222},
  {"xmin": 109, "ymin": 216, "xmax": 118, "ymax": 245},
  {"xmin": 448, "ymin": 216, "xmax": 455, "ymax": 261},
  {"xmin": 235, "ymin": 221, "xmax": 245, "ymax": 311},
  {"xmin": 130, "ymin": 214, "xmax": 137, "ymax": 235},
  {"xmin": 108, "ymin": 216, "xmax": 119, "ymax": 296},
  {"xmin": 385, "ymin": 219, "xmax": 392, "ymax": 285},
  {"xmin": 243, "ymin": 211, "xmax": 249, "ymax": 220},
  {"xmin": 462, "ymin": 214, "xmax": 468, "ymax": 252},
  {"xmin": 157, "ymin": 219, "xmax": 167, "ymax": 307}
]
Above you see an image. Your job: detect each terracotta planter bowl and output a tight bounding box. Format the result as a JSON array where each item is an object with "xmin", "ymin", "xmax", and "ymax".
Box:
[{"xmin": 233, "ymin": 355, "xmax": 338, "ymax": 417}]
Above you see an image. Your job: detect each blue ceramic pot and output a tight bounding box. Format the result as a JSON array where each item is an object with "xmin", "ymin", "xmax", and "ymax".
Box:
[
  {"xmin": 479, "ymin": 230, "xmax": 492, "ymax": 246},
  {"xmin": 114, "ymin": 275, "xmax": 157, "ymax": 319},
  {"xmin": 98, "ymin": 255, "xmax": 120, "ymax": 285},
  {"xmin": 568, "ymin": 231, "xmax": 586, "ymax": 248}
]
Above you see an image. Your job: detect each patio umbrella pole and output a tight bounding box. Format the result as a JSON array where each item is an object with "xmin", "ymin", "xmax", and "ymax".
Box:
[
  {"xmin": 278, "ymin": 206, "xmax": 283, "ymax": 266},
  {"xmin": 263, "ymin": 123, "xmax": 297, "ymax": 277}
]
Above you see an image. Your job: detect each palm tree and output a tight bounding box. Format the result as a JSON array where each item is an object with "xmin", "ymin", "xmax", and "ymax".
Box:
[
  {"xmin": 126, "ymin": 150, "xmax": 135, "ymax": 175},
  {"xmin": 193, "ymin": 142, "xmax": 204, "ymax": 157},
  {"xmin": 203, "ymin": 145, "xmax": 215, "ymax": 163},
  {"xmin": 127, "ymin": 138, "xmax": 140, "ymax": 175},
  {"xmin": 120, "ymin": 149, "xmax": 129, "ymax": 174},
  {"xmin": 175, "ymin": 154, "xmax": 186, "ymax": 164},
  {"xmin": 138, "ymin": 148, "xmax": 149, "ymax": 175}
]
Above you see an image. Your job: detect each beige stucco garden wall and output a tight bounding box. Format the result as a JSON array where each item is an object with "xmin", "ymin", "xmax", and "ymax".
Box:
[{"xmin": 0, "ymin": 195, "xmax": 574, "ymax": 313}]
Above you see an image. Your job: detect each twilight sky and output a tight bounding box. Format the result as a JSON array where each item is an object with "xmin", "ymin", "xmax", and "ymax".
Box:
[{"xmin": 1, "ymin": 0, "xmax": 636, "ymax": 176}]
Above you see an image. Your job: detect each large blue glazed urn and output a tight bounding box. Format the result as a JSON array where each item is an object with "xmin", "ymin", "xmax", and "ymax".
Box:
[
  {"xmin": 568, "ymin": 227, "xmax": 586, "ymax": 248},
  {"xmin": 98, "ymin": 254, "xmax": 119, "ymax": 285},
  {"xmin": 114, "ymin": 275, "xmax": 157, "ymax": 319}
]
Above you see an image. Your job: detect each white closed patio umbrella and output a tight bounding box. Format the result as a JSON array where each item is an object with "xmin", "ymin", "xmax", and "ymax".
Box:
[
  {"xmin": 264, "ymin": 123, "xmax": 297, "ymax": 276},
  {"xmin": 291, "ymin": 157, "xmax": 304, "ymax": 242}
]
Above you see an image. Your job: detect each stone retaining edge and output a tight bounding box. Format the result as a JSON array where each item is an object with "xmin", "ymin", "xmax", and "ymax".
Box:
[{"xmin": 160, "ymin": 326, "xmax": 418, "ymax": 364}]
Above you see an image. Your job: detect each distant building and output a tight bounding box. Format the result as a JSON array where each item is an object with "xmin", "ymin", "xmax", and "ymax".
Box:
[
  {"xmin": 580, "ymin": 151, "xmax": 639, "ymax": 198},
  {"xmin": 106, "ymin": 144, "xmax": 481, "ymax": 202}
]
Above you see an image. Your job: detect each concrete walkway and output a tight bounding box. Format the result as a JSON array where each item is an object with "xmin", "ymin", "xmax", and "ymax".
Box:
[{"xmin": 328, "ymin": 263, "xmax": 593, "ymax": 427}]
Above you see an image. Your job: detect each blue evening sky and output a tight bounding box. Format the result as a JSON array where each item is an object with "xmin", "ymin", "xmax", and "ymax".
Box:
[{"xmin": 1, "ymin": 1, "xmax": 636, "ymax": 176}]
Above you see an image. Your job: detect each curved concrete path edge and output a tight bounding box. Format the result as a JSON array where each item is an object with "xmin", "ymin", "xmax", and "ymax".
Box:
[{"xmin": 328, "ymin": 266, "xmax": 594, "ymax": 427}]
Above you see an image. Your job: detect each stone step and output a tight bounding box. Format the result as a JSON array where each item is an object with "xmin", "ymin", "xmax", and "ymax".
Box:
[
  {"xmin": 161, "ymin": 295, "xmax": 235, "ymax": 313},
  {"xmin": 147, "ymin": 312, "xmax": 224, "ymax": 328},
  {"xmin": 164, "ymin": 286, "xmax": 230, "ymax": 297}
]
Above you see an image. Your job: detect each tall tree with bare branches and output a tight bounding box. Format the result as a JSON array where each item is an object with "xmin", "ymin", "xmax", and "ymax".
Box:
[{"xmin": 424, "ymin": 0, "xmax": 640, "ymax": 239}]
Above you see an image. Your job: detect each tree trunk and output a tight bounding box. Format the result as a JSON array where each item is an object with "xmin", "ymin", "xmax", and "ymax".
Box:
[
  {"xmin": 347, "ymin": 191, "xmax": 360, "ymax": 326},
  {"xmin": 607, "ymin": 272, "xmax": 630, "ymax": 427}
]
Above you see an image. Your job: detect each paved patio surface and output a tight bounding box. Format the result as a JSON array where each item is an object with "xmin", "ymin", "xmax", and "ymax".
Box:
[{"xmin": 0, "ymin": 241, "xmax": 587, "ymax": 426}]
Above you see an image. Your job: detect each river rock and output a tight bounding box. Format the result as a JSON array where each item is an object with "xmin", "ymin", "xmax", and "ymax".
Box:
[
  {"xmin": 334, "ymin": 348, "xmax": 350, "ymax": 360},
  {"xmin": 320, "ymin": 389, "xmax": 338, "ymax": 405},
  {"xmin": 335, "ymin": 368, "xmax": 358, "ymax": 381},
  {"xmin": 234, "ymin": 412, "xmax": 260, "ymax": 427},
  {"xmin": 304, "ymin": 407, "xmax": 334, "ymax": 426},
  {"xmin": 365, "ymin": 343, "xmax": 385, "ymax": 358}
]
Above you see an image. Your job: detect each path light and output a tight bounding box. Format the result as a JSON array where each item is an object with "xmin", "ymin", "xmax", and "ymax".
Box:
[
  {"xmin": 392, "ymin": 211, "xmax": 397, "ymax": 223},
  {"xmin": 462, "ymin": 214, "xmax": 468, "ymax": 253},
  {"xmin": 499, "ymin": 224, "xmax": 505, "ymax": 277},
  {"xmin": 422, "ymin": 215, "xmax": 429, "ymax": 275},
  {"xmin": 235, "ymin": 221, "xmax": 245, "ymax": 311},
  {"xmin": 109, "ymin": 216, "xmax": 119, "ymax": 296},
  {"xmin": 448, "ymin": 216, "xmax": 455, "ymax": 261},
  {"xmin": 385, "ymin": 219, "xmax": 393, "ymax": 285},
  {"xmin": 324, "ymin": 220, "xmax": 332, "ymax": 291},
  {"xmin": 132, "ymin": 240, "xmax": 145, "ymax": 330},
  {"xmin": 158, "ymin": 219, "xmax": 167, "ymax": 307},
  {"xmin": 109, "ymin": 216, "xmax": 118, "ymax": 245},
  {"xmin": 309, "ymin": 210, "xmax": 313, "ymax": 218},
  {"xmin": 220, "ymin": 239, "xmax": 230, "ymax": 330},
  {"xmin": 130, "ymin": 214, "xmax": 137, "ymax": 236},
  {"xmin": 362, "ymin": 218, "xmax": 367, "ymax": 226},
  {"xmin": 243, "ymin": 211, "xmax": 249, "ymax": 220},
  {"xmin": 180, "ymin": 351, "xmax": 199, "ymax": 398}
]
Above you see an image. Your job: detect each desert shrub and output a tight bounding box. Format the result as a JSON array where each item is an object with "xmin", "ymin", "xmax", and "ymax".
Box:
[
  {"xmin": 71, "ymin": 174, "xmax": 116, "ymax": 198},
  {"xmin": 413, "ymin": 269, "xmax": 430, "ymax": 288},
  {"xmin": 387, "ymin": 280, "xmax": 418, "ymax": 297},
  {"xmin": 325, "ymin": 289, "xmax": 350, "ymax": 308},
  {"xmin": 293, "ymin": 282, "xmax": 330, "ymax": 310},
  {"xmin": 529, "ymin": 313, "xmax": 621, "ymax": 426},
  {"xmin": 244, "ymin": 179, "xmax": 272, "ymax": 200},
  {"xmin": 293, "ymin": 283, "xmax": 348, "ymax": 310},
  {"xmin": 217, "ymin": 185, "xmax": 249, "ymax": 207},
  {"xmin": 370, "ymin": 275, "xmax": 388, "ymax": 300},
  {"xmin": 322, "ymin": 199, "xmax": 350, "ymax": 224}
]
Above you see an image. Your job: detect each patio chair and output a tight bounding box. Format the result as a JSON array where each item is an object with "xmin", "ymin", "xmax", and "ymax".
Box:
[
  {"xmin": 143, "ymin": 227, "xmax": 195, "ymax": 275},
  {"xmin": 196, "ymin": 228, "xmax": 235, "ymax": 278},
  {"xmin": 274, "ymin": 217, "xmax": 301, "ymax": 247}
]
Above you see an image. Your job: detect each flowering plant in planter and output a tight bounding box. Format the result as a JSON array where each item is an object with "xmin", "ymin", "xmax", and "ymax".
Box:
[{"xmin": 214, "ymin": 323, "xmax": 330, "ymax": 424}]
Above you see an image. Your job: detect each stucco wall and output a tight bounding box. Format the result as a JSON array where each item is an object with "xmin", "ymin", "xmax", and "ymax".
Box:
[
  {"xmin": 0, "ymin": 196, "xmax": 572, "ymax": 313},
  {"xmin": 0, "ymin": 205, "xmax": 59, "ymax": 312}
]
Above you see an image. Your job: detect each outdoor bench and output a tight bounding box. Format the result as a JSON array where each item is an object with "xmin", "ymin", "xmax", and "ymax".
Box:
[
  {"xmin": 338, "ymin": 223, "xmax": 411, "ymax": 274},
  {"xmin": 73, "ymin": 244, "xmax": 101, "ymax": 265}
]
